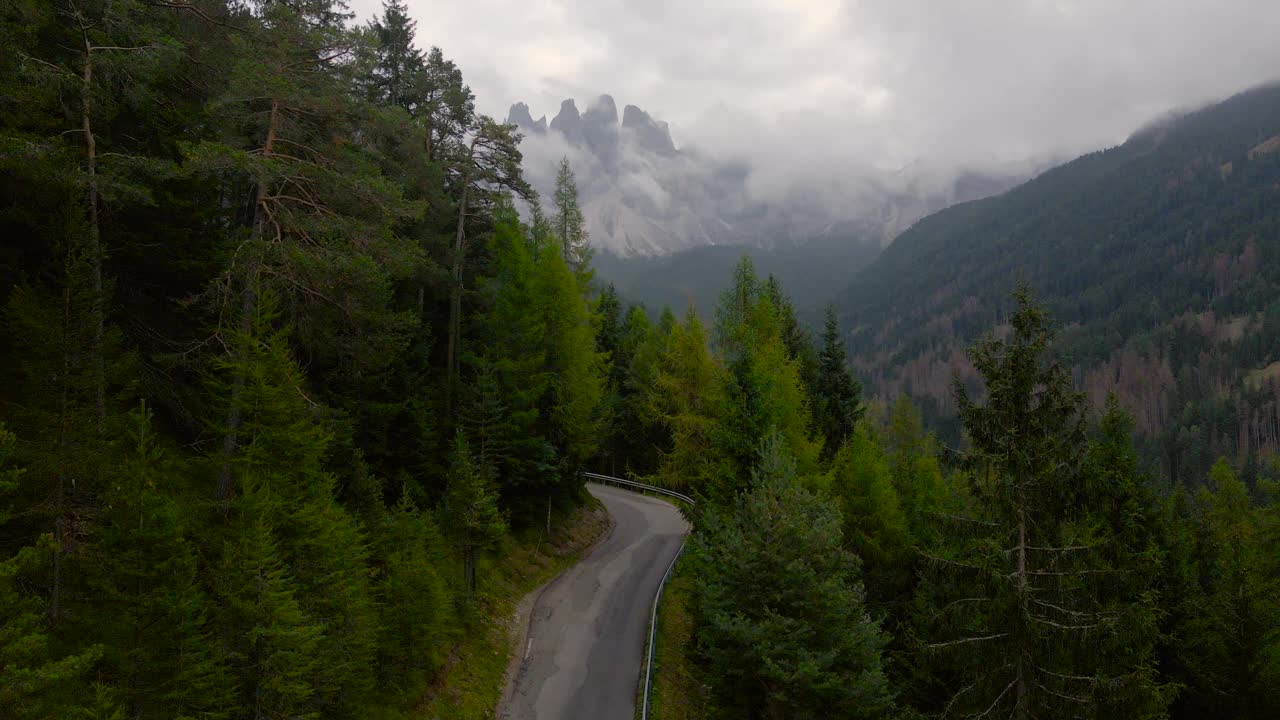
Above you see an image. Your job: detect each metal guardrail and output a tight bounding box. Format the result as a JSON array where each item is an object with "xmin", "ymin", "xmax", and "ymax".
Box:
[
  {"xmin": 581, "ymin": 472, "xmax": 694, "ymax": 720},
  {"xmin": 582, "ymin": 471, "xmax": 696, "ymax": 507}
]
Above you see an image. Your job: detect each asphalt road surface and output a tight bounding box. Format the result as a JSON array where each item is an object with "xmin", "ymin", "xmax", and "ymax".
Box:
[{"xmin": 498, "ymin": 483, "xmax": 689, "ymax": 720}]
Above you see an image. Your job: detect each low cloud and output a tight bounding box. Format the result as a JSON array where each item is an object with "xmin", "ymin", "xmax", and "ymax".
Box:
[{"xmin": 350, "ymin": 0, "xmax": 1280, "ymax": 232}]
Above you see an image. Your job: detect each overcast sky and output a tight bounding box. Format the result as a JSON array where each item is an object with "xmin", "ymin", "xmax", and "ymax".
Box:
[{"xmin": 349, "ymin": 0, "xmax": 1280, "ymax": 183}]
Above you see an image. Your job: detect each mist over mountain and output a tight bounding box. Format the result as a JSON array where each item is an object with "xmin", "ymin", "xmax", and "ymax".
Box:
[{"xmin": 508, "ymin": 94, "xmax": 1030, "ymax": 257}]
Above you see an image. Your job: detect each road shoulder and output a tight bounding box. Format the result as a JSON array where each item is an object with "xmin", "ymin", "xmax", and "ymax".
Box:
[
  {"xmin": 414, "ymin": 497, "xmax": 612, "ymax": 719},
  {"xmin": 497, "ymin": 499, "xmax": 617, "ymax": 714}
]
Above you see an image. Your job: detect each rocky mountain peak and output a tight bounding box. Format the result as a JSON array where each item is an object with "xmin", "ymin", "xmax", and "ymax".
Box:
[
  {"xmin": 506, "ymin": 102, "xmax": 546, "ymax": 133},
  {"xmin": 582, "ymin": 94, "xmax": 621, "ymax": 167},
  {"xmin": 512, "ymin": 91, "xmax": 1022, "ymax": 257},
  {"xmin": 622, "ymin": 104, "xmax": 676, "ymax": 156},
  {"xmin": 584, "ymin": 94, "xmax": 619, "ymax": 125},
  {"xmin": 549, "ymin": 99, "xmax": 584, "ymax": 143}
]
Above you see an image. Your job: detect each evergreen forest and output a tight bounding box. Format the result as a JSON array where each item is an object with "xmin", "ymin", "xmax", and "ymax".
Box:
[
  {"xmin": 836, "ymin": 83, "xmax": 1280, "ymax": 490},
  {"xmin": 0, "ymin": 1, "xmax": 1277, "ymax": 719}
]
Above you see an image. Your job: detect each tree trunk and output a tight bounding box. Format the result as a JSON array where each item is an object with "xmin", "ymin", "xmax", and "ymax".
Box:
[
  {"xmin": 425, "ymin": 115, "xmax": 435, "ymax": 163},
  {"xmin": 82, "ymin": 42, "xmax": 105, "ymax": 431},
  {"xmin": 464, "ymin": 546, "xmax": 476, "ymax": 596},
  {"xmin": 445, "ymin": 147, "xmax": 474, "ymax": 415},
  {"xmin": 217, "ymin": 98, "xmax": 278, "ymax": 501},
  {"xmin": 1015, "ymin": 505, "xmax": 1028, "ymax": 719},
  {"xmin": 51, "ymin": 282, "xmax": 73, "ymax": 622},
  {"xmin": 216, "ymin": 276, "xmax": 256, "ymax": 502}
]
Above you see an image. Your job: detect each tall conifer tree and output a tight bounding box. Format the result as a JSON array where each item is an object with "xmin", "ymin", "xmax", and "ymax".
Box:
[
  {"xmin": 813, "ymin": 306, "xmax": 863, "ymax": 461},
  {"xmin": 689, "ymin": 433, "xmax": 893, "ymax": 719},
  {"xmin": 915, "ymin": 290, "xmax": 1170, "ymax": 719},
  {"xmin": 552, "ymin": 157, "xmax": 591, "ymax": 275}
]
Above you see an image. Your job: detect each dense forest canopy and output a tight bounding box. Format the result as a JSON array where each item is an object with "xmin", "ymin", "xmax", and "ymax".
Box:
[
  {"xmin": 0, "ymin": 0, "xmax": 605, "ymax": 715},
  {"xmin": 0, "ymin": 1, "xmax": 1276, "ymax": 719}
]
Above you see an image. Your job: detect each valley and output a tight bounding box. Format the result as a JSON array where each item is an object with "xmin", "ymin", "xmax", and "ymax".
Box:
[{"xmin": 1, "ymin": 1, "xmax": 1278, "ymax": 719}]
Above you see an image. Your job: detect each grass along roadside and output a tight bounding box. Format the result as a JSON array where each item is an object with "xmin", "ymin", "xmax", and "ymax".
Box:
[
  {"xmin": 415, "ymin": 494, "xmax": 611, "ymax": 719},
  {"xmin": 647, "ymin": 555, "xmax": 714, "ymax": 720}
]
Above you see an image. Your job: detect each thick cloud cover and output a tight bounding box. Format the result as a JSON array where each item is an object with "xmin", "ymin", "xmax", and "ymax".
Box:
[{"xmin": 349, "ymin": 0, "xmax": 1280, "ymax": 211}]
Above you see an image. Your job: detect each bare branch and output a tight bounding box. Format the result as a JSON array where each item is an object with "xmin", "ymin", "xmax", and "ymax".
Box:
[
  {"xmin": 1014, "ymin": 568, "xmax": 1125, "ymax": 578},
  {"xmin": 284, "ymin": 49, "xmax": 351, "ymax": 70},
  {"xmin": 926, "ymin": 511, "xmax": 998, "ymax": 527},
  {"xmin": 971, "ymin": 678, "xmax": 1016, "ymax": 719},
  {"xmin": 927, "ymin": 633, "xmax": 1008, "ymax": 650},
  {"xmin": 88, "ymin": 45, "xmax": 155, "ymax": 53},
  {"xmin": 1033, "ymin": 665, "xmax": 1101, "ymax": 684},
  {"xmin": 15, "ymin": 52, "xmax": 78, "ymax": 79},
  {"xmin": 146, "ymin": 0, "xmax": 250, "ymax": 32},
  {"xmin": 264, "ymin": 194, "xmax": 336, "ymax": 216},
  {"xmin": 941, "ymin": 683, "xmax": 976, "ymax": 719},
  {"xmin": 1035, "ymin": 682, "xmax": 1089, "ymax": 704},
  {"xmin": 1028, "ymin": 597, "xmax": 1105, "ymax": 619},
  {"xmin": 1024, "ymin": 542, "xmax": 1106, "ymax": 552},
  {"xmin": 941, "ymin": 597, "xmax": 994, "ymax": 612},
  {"xmin": 1027, "ymin": 616, "xmax": 1100, "ymax": 631},
  {"xmin": 920, "ymin": 551, "xmax": 984, "ymax": 571}
]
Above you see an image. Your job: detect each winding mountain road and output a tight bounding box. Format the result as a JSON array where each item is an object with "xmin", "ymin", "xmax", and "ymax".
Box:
[{"xmin": 498, "ymin": 482, "xmax": 689, "ymax": 720}]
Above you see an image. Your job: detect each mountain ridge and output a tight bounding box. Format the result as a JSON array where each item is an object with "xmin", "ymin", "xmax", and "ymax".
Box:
[
  {"xmin": 507, "ymin": 94, "xmax": 1027, "ymax": 257},
  {"xmin": 836, "ymin": 81, "xmax": 1280, "ymax": 485}
]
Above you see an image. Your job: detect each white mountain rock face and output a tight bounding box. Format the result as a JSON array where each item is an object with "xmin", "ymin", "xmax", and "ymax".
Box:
[{"xmin": 508, "ymin": 95, "xmax": 1026, "ymax": 258}]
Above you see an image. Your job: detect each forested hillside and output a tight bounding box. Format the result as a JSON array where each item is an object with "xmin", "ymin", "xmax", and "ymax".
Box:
[
  {"xmin": 2, "ymin": 1, "xmax": 1277, "ymax": 719},
  {"xmin": 595, "ymin": 233, "xmax": 881, "ymax": 323},
  {"xmin": 604, "ymin": 264, "xmax": 1279, "ymax": 720},
  {"xmin": 837, "ymin": 83, "xmax": 1280, "ymax": 487},
  {"xmin": 0, "ymin": 0, "xmax": 607, "ymax": 716}
]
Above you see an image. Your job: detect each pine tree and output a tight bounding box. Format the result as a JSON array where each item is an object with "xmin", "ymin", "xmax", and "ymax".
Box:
[
  {"xmin": 613, "ymin": 304, "xmax": 670, "ymax": 476},
  {"xmin": 764, "ymin": 275, "xmax": 818, "ymax": 400},
  {"xmin": 882, "ymin": 395, "xmax": 946, "ymax": 538},
  {"xmin": 1156, "ymin": 485, "xmax": 1204, "ymax": 720},
  {"xmin": 1082, "ymin": 396, "xmax": 1174, "ymax": 718},
  {"xmin": 460, "ymin": 364, "xmax": 516, "ymax": 477},
  {"xmin": 649, "ymin": 306, "xmax": 727, "ymax": 496},
  {"xmin": 4, "ymin": 262, "xmax": 132, "ymax": 622},
  {"xmin": 0, "ymin": 424, "xmax": 103, "ymax": 718},
  {"xmin": 7, "ymin": 0, "xmax": 178, "ymax": 440},
  {"xmin": 595, "ymin": 284, "xmax": 627, "ymax": 473},
  {"xmin": 713, "ymin": 255, "xmax": 770, "ymax": 365},
  {"xmin": 479, "ymin": 210, "xmax": 555, "ymax": 516},
  {"xmin": 1170, "ymin": 458, "xmax": 1280, "ymax": 718},
  {"xmin": 366, "ymin": 0, "xmax": 424, "ymax": 111},
  {"xmin": 212, "ymin": 519, "xmax": 322, "ymax": 720},
  {"xmin": 552, "ymin": 157, "xmax": 591, "ymax": 275},
  {"xmin": 372, "ymin": 495, "xmax": 452, "ymax": 694},
  {"xmin": 443, "ymin": 433, "xmax": 506, "ymax": 596},
  {"xmin": 915, "ymin": 289, "xmax": 1170, "ymax": 719},
  {"xmin": 711, "ymin": 257, "xmax": 819, "ymax": 496},
  {"xmin": 213, "ymin": 293, "xmax": 380, "ymax": 714},
  {"xmin": 595, "ymin": 285, "xmax": 625, "ymax": 387},
  {"xmin": 689, "ymin": 432, "xmax": 893, "ymax": 720},
  {"xmin": 195, "ymin": 0, "xmax": 417, "ymax": 502},
  {"xmin": 416, "ymin": 46, "xmax": 474, "ymax": 162},
  {"xmin": 90, "ymin": 402, "xmax": 235, "ymax": 719},
  {"xmin": 829, "ymin": 427, "xmax": 914, "ymax": 611},
  {"xmin": 531, "ymin": 234, "xmax": 606, "ymax": 492},
  {"xmin": 445, "ymin": 117, "xmax": 531, "ymax": 412},
  {"xmin": 813, "ymin": 306, "xmax": 863, "ymax": 462},
  {"xmin": 0, "ymin": 422, "xmax": 20, "ymax": 527}
]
